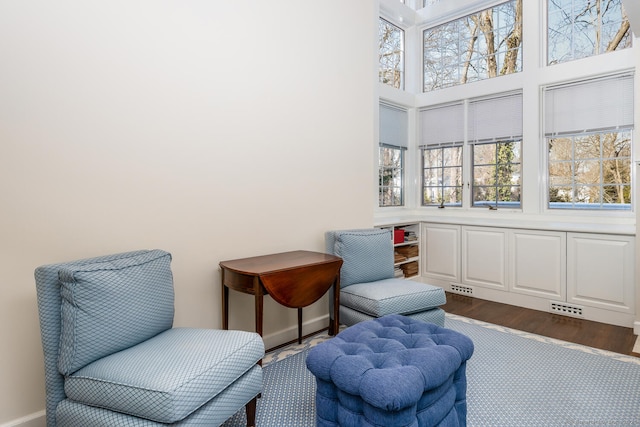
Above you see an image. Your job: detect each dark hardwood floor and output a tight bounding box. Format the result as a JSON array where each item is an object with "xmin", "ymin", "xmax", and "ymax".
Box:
[
  {"xmin": 272, "ymin": 294, "xmax": 638, "ymax": 356},
  {"xmin": 441, "ymin": 292, "xmax": 639, "ymax": 357}
]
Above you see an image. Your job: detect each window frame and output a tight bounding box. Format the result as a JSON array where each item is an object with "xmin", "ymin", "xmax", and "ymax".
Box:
[
  {"xmin": 543, "ymin": 73, "xmax": 634, "ymax": 212},
  {"xmin": 379, "ymin": 17, "xmax": 405, "ymax": 90},
  {"xmin": 422, "ymin": 0, "xmax": 523, "ymax": 92},
  {"xmin": 379, "ymin": 102, "xmax": 409, "ymax": 208},
  {"xmin": 546, "ymin": 0, "xmax": 632, "ymax": 66},
  {"xmin": 421, "ymin": 143, "xmax": 464, "ymax": 207},
  {"xmin": 471, "ymin": 139, "xmax": 522, "ymax": 209},
  {"xmin": 379, "ymin": 144, "xmax": 406, "ymax": 207},
  {"xmin": 547, "ymin": 129, "xmax": 633, "ymax": 211}
]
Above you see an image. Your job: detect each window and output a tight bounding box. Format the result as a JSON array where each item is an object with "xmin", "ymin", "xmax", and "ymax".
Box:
[
  {"xmin": 420, "ymin": 102, "xmax": 464, "ymax": 207},
  {"xmin": 547, "ymin": 0, "xmax": 631, "ymax": 65},
  {"xmin": 423, "ymin": 0, "xmax": 522, "ymax": 92},
  {"xmin": 545, "ymin": 74, "xmax": 634, "ymax": 210},
  {"xmin": 379, "ymin": 103, "xmax": 408, "ymax": 207},
  {"xmin": 422, "ymin": 145, "xmax": 463, "ymax": 206},
  {"xmin": 469, "ymin": 93, "xmax": 523, "ymax": 208},
  {"xmin": 380, "ymin": 146, "xmax": 405, "ymax": 206},
  {"xmin": 420, "ymin": 93, "xmax": 522, "ymax": 208},
  {"xmin": 379, "ymin": 18, "xmax": 405, "ymax": 89},
  {"xmin": 472, "ymin": 141, "xmax": 521, "ymax": 208},
  {"xmin": 378, "ymin": 0, "xmax": 635, "ymax": 216},
  {"xmin": 548, "ymin": 131, "xmax": 632, "ymax": 209}
]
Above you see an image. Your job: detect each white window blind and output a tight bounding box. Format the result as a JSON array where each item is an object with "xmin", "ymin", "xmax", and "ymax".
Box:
[
  {"xmin": 379, "ymin": 103, "xmax": 408, "ymax": 148},
  {"xmin": 467, "ymin": 92, "xmax": 523, "ymax": 143},
  {"xmin": 419, "ymin": 102, "xmax": 464, "ymax": 146},
  {"xmin": 544, "ymin": 73, "xmax": 634, "ymax": 136}
]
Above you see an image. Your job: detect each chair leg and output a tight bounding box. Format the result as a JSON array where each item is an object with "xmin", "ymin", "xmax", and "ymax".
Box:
[{"xmin": 245, "ymin": 396, "xmax": 257, "ymax": 427}]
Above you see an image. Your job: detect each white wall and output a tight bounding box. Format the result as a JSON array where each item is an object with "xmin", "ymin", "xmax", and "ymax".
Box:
[
  {"xmin": 624, "ymin": 0, "xmax": 640, "ymax": 34},
  {"xmin": 0, "ymin": 0, "xmax": 377, "ymax": 424}
]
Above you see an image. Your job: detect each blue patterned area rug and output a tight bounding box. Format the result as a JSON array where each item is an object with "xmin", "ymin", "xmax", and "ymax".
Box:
[{"xmin": 223, "ymin": 314, "xmax": 640, "ymax": 427}]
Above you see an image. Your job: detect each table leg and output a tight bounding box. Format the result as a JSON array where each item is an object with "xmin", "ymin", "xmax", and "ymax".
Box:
[
  {"xmin": 297, "ymin": 308, "xmax": 303, "ymax": 344},
  {"xmin": 221, "ymin": 269, "xmax": 229, "ymax": 330},
  {"xmin": 254, "ymin": 277, "xmax": 263, "ymax": 337},
  {"xmin": 330, "ymin": 276, "xmax": 340, "ymax": 336}
]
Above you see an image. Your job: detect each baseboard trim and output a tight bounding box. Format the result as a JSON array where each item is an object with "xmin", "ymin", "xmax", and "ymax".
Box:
[
  {"xmin": 0, "ymin": 411, "xmax": 45, "ymax": 427},
  {"xmin": 262, "ymin": 314, "xmax": 329, "ymax": 351}
]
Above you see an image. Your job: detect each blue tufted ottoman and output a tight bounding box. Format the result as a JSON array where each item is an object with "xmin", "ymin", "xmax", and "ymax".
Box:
[{"xmin": 305, "ymin": 314, "xmax": 474, "ymax": 427}]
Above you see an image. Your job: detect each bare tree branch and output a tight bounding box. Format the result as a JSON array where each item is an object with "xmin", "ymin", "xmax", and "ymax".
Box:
[
  {"xmin": 606, "ymin": 18, "xmax": 630, "ymax": 51},
  {"xmin": 461, "ymin": 20, "xmax": 479, "ymax": 84}
]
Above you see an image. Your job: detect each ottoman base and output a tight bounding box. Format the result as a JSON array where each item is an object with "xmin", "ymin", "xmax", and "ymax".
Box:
[{"xmin": 306, "ymin": 314, "xmax": 474, "ymax": 427}]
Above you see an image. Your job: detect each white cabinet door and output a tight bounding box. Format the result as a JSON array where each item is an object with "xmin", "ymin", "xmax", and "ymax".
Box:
[
  {"xmin": 509, "ymin": 230, "xmax": 566, "ymax": 299},
  {"xmin": 462, "ymin": 226, "xmax": 507, "ymax": 290},
  {"xmin": 422, "ymin": 223, "xmax": 460, "ymax": 283},
  {"xmin": 567, "ymin": 233, "xmax": 635, "ymax": 314}
]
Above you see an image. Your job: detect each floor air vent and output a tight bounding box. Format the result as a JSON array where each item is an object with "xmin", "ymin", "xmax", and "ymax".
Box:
[
  {"xmin": 549, "ymin": 301, "xmax": 584, "ymax": 317},
  {"xmin": 450, "ymin": 284, "xmax": 474, "ymax": 296}
]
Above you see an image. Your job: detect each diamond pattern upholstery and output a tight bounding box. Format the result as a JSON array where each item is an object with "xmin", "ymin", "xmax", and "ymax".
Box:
[
  {"xmin": 333, "ymin": 229, "xmax": 394, "ymax": 287},
  {"xmin": 58, "ymin": 250, "xmax": 175, "ymax": 375},
  {"xmin": 325, "ymin": 229, "xmax": 447, "ymax": 327},
  {"xmin": 35, "ymin": 249, "xmax": 264, "ymax": 427},
  {"xmin": 341, "ymin": 278, "xmax": 446, "ymax": 317}
]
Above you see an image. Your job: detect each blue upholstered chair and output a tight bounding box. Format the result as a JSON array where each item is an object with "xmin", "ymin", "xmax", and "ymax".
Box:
[
  {"xmin": 35, "ymin": 249, "xmax": 264, "ymax": 427},
  {"xmin": 326, "ymin": 228, "xmax": 446, "ymax": 327}
]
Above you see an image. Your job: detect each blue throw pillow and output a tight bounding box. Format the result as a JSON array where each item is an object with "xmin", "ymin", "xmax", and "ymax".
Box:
[
  {"xmin": 57, "ymin": 250, "xmax": 174, "ymax": 375},
  {"xmin": 334, "ymin": 229, "xmax": 394, "ymax": 287}
]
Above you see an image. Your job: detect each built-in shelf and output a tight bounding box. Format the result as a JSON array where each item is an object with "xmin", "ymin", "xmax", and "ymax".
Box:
[{"xmin": 379, "ymin": 222, "xmax": 420, "ymax": 279}]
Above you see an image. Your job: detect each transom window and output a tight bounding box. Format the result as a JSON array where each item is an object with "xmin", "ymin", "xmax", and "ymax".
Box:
[
  {"xmin": 547, "ymin": 0, "xmax": 631, "ymax": 65},
  {"xmin": 379, "ymin": 18, "xmax": 405, "ymax": 90},
  {"xmin": 423, "ymin": 0, "xmax": 522, "ymax": 92}
]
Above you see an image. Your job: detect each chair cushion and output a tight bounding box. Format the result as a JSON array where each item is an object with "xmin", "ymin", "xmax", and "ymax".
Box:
[
  {"xmin": 340, "ymin": 278, "xmax": 446, "ymax": 317},
  {"xmin": 64, "ymin": 328, "xmax": 265, "ymax": 424},
  {"xmin": 340, "ymin": 305, "xmax": 446, "ymax": 328},
  {"xmin": 334, "ymin": 229, "xmax": 394, "ymax": 287},
  {"xmin": 57, "ymin": 249, "xmax": 174, "ymax": 375}
]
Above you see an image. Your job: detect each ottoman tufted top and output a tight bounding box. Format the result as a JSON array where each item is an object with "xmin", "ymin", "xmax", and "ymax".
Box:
[{"xmin": 306, "ymin": 314, "xmax": 474, "ymax": 412}]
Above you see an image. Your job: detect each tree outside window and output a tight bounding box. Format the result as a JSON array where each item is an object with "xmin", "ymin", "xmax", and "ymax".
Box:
[
  {"xmin": 548, "ymin": 131, "xmax": 631, "ymax": 209},
  {"xmin": 547, "ymin": 0, "xmax": 631, "ymax": 65},
  {"xmin": 423, "ymin": 0, "xmax": 522, "ymax": 91},
  {"xmin": 422, "ymin": 145, "xmax": 463, "ymax": 207},
  {"xmin": 379, "ymin": 18, "xmax": 404, "ymax": 89},
  {"xmin": 379, "ymin": 146, "xmax": 405, "ymax": 206},
  {"xmin": 544, "ymin": 74, "xmax": 633, "ymax": 210},
  {"xmin": 472, "ymin": 140, "xmax": 522, "ymax": 208}
]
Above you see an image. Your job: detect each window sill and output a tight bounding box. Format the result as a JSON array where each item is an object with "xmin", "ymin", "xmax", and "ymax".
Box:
[{"xmin": 375, "ymin": 210, "xmax": 636, "ymax": 236}]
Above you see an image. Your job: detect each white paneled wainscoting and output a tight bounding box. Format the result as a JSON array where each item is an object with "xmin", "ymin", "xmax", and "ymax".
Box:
[{"xmin": 417, "ymin": 221, "xmax": 636, "ymax": 331}]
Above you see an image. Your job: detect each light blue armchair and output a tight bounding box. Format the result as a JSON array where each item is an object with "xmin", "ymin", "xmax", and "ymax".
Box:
[
  {"xmin": 326, "ymin": 228, "xmax": 447, "ymax": 327},
  {"xmin": 35, "ymin": 249, "xmax": 264, "ymax": 427}
]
